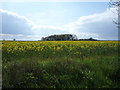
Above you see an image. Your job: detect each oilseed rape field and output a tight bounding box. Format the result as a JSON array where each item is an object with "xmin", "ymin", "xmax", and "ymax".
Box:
[{"xmin": 2, "ymin": 41, "xmax": 120, "ymax": 88}]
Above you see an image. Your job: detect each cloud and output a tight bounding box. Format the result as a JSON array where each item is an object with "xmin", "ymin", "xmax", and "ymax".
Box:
[
  {"xmin": 32, "ymin": 25, "xmax": 67, "ymax": 36},
  {"xmin": 64, "ymin": 8, "xmax": 118, "ymax": 40},
  {"xmin": 0, "ymin": 9, "xmax": 67, "ymax": 40},
  {"xmin": 0, "ymin": 9, "xmax": 65, "ymax": 35},
  {"xmin": 0, "ymin": 9, "xmax": 34, "ymax": 35},
  {"xmin": 0, "ymin": 8, "xmax": 118, "ymax": 40}
]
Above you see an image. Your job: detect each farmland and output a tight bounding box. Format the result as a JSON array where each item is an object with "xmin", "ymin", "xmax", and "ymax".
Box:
[{"xmin": 2, "ymin": 41, "xmax": 120, "ymax": 88}]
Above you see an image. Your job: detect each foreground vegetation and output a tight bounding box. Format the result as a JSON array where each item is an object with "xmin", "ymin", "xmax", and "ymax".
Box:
[{"xmin": 2, "ymin": 41, "xmax": 120, "ymax": 88}]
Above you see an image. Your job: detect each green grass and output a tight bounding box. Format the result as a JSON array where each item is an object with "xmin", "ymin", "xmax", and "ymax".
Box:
[{"xmin": 2, "ymin": 41, "xmax": 120, "ymax": 88}]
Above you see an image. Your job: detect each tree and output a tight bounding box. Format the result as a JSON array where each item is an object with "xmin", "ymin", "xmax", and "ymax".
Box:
[
  {"xmin": 42, "ymin": 34, "xmax": 78, "ymax": 41},
  {"xmin": 109, "ymin": 0, "xmax": 120, "ymax": 28}
]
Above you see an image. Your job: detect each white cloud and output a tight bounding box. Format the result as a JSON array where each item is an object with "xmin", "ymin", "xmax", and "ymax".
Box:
[
  {"xmin": 32, "ymin": 25, "xmax": 66, "ymax": 35},
  {"xmin": 0, "ymin": 9, "xmax": 67, "ymax": 40},
  {"xmin": 0, "ymin": 9, "xmax": 34, "ymax": 35},
  {"xmin": 64, "ymin": 8, "xmax": 118, "ymax": 40},
  {"xmin": 0, "ymin": 8, "xmax": 118, "ymax": 40}
]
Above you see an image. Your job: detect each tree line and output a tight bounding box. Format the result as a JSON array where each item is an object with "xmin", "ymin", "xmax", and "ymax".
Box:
[{"xmin": 41, "ymin": 34, "xmax": 98, "ymax": 41}]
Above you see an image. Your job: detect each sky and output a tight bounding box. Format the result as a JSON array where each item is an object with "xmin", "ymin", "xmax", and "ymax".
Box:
[{"xmin": 0, "ymin": 1, "xmax": 118, "ymax": 40}]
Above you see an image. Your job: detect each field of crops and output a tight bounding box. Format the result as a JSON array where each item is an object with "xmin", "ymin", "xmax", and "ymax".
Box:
[{"xmin": 2, "ymin": 41, "xmax": 120, "ymax": 88}]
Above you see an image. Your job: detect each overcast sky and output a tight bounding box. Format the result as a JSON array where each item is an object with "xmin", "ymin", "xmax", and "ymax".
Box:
[{"xmin": 0, "ymin": 1, "xmax": 118, "ymax": 40}]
